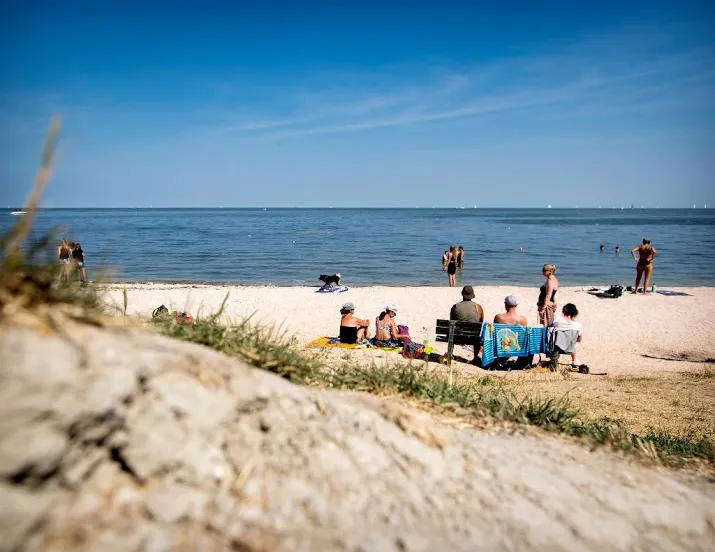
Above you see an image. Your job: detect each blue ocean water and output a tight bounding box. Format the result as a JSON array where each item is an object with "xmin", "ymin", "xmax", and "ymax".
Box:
[{"xmin": 3, "ymin": 208, "xmax": 714, "ymax": 287}]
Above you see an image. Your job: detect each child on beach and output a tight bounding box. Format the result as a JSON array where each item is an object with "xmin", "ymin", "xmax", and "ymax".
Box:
[{"xmin": 551, "ymin": 303, "xmax": 583, "ymax": 366}]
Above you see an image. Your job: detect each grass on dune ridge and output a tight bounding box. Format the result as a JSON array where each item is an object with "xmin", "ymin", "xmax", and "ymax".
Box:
[{"xmin": 151, "ymin": 304, "xmax": 714, "ymax": 470}]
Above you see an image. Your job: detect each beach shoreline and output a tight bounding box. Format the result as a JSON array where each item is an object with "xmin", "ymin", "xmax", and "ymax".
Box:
[{"xmin": 105, "ymin": 283, "xmax": 715, "ymax": 377}]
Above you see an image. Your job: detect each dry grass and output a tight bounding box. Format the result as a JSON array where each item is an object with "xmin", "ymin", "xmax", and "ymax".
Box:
[{"xmin": 503, "ymin": 370, "xmax": 715, "ymax": 437}]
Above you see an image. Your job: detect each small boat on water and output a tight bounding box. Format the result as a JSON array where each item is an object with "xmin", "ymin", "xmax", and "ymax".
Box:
[{"xmin": 10, "ymin": 210, "xmax": 26, "ymax": 216}]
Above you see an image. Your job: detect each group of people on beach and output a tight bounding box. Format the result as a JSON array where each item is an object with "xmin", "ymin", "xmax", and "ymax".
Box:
[
  {"xmin": 57, "ymin": 238, "xmax": 87, "ymax": 282},
  {"xmin": 337, "ymin": 262, "xmax": 582, "ymax": 364}
]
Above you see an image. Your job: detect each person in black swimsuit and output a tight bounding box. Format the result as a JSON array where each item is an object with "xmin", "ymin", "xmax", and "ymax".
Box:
[
  {"xmin": 446, "ymin": 244, "xmax": 458, "ymax": 287},
  {"xmin": 537, "ymin": 264, "xmax": 559, "ymax": 326}
]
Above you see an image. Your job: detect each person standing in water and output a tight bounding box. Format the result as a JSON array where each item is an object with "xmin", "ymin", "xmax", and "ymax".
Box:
[
  {"xmin": 446, "ymin": 244, "xmax": 458, "ymax": 287},
  {"xmin": 631, "ymin": 237, "xmax": 657, "ymax": 294},
  {"xmin": 456, "ymin": 246, "xmax": 465, "ymax": 268},
  {"xmin": 57, "ymin": 238, "xmax": 72, "ymax": 282},
  {"xmin": 72, "ymin": 242, "xmax": 87, "ymax": 282}
]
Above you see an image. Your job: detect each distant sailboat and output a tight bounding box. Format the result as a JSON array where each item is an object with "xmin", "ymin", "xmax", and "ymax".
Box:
[{"xmin": 547, "ymin": 204, "xmax": 552, "ymax": 209}]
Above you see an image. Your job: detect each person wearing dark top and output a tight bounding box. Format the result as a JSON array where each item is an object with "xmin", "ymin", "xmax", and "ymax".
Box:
[
  {"xmin": 450, "ymin": 285, "xmax": 484, "ymax": 323},
  {"xmin": 537, "ymin": 264, "xmax": 559, "ymax": 326},
  {"xmin": 72, "ymin": 242, "xmax": 87, "ymax": 282},
  {"xmin": 449, "ymin": 285, "xmax": 483, "ymax": 364},
  {"xmin": 446, "ymin": 244, "xmax": 458, "ymax": 287}
]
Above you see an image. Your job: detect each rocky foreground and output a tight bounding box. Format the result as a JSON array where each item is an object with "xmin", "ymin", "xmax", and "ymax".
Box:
[{"xmin": 1, "ymin": 319, "xmax": 714, "ymax": 552}]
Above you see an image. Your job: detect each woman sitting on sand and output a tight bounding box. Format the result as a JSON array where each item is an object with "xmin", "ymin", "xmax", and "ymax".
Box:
[
  {"xmin": 339, "ymin": 302, "xmax": 370, "ymax": 344},
  {"xmin": 537, "ymin": 264, "xmax": 559, "ymax": 326},
  {"xmin": 374, "ymin": 305, "xmax": 410, "ymax": 347},
  {"xmin": 631, "ymin": 237, "xmax": 657, "ymax": 294}
]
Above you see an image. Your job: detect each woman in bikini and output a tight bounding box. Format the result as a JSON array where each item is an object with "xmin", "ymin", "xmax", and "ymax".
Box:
[
  {"xmin": 374, "ymin": 305, "xmax": 409, "ymax": 347},
  {"xmin": 631, "ymin": 237, "xmax": 657, "ymax": 294},
  {"xmin": 446, "ymin": 244, "xmax": 458, "ymax": 287},
  {"xmin": 537, "ymin": 264, "xmax": 559, "ymax": 326}
]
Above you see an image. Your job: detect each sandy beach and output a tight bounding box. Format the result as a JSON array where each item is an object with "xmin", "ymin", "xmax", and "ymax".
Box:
[{"xmin": 105, "ymin": 284, "xmax": 715, "ymax": 377}]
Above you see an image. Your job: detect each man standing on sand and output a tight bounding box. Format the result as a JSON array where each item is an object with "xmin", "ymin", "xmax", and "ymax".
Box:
[
  {"xmin": 494, "ymin": 296, "xmax": 527, "ymax": 326},
  {"xmin": 450, "ymin": 285, "xmax": 483, "ymax": 324}
]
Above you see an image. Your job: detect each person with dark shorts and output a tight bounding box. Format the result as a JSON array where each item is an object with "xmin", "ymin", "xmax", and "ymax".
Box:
[
  {"xmin": 72, "ymin": 242, "xmax": 87, "ymax": 282},
  {"xmin": 456, "ymin": 246, "xmax": 465, "ymax": 268}
]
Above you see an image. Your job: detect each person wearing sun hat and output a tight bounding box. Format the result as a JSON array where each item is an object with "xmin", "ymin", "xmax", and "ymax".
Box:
[
  {"xmin": 339, "ymin": 301, "xmax": 370, "ymax": 344},
  {"xmin": 494, "ymin": 295, "xmax": 527, "ymax": 326},
  {"xmin": 450, "ymin": 285, "xmax": 484, "ymax": 324}
]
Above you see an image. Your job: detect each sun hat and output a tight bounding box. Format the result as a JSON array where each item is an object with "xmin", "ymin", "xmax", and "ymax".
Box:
[
  {"xmin": 505, "ymin": 295, "xmax": 518, "ymax": 307},
  {"xmin": 461, "ymin": 285, "xmax": 475, "ymax": 300},
  {"xmin": 341, "ymin": 302, "xmax": 356, "ymax": 311},
  {"xmin": 385, "ymin": 304, "xmax": 399, "ymax": 315}
]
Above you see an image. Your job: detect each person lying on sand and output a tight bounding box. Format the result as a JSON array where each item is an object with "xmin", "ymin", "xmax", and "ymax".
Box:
[{"xmin": 339, "ymin": 302, "xmax": 370, "ymax": 344}]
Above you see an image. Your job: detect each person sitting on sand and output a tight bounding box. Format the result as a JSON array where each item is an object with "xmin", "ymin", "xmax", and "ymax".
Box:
[
  {"xmin": 631, "ymin": 237, "xmax": 657, "ymax": 294},
  {"xmin": 450, "ymin": 285, "xmax": 483, "ymax": 324},
  {"xmin": 374, "ymin": 304, "xmax": 409, "ymax": 347},
  {"xmin": 339, "ymin": 302, "xmax": 370, "ymax": 344},
  {"xmin": 494, "ymin": 295, "xmax": 527, "ymax": 326}
]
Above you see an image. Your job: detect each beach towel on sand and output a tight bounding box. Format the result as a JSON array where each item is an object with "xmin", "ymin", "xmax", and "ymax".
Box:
[{"xmin": 316, "ymin": 285, "xmax": 349, "ymax": 293}]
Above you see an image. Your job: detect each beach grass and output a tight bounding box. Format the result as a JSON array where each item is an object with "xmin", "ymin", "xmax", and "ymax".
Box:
[{"xmin": 151, "ymin": 310, "xmax": 714, "ymax": 471}]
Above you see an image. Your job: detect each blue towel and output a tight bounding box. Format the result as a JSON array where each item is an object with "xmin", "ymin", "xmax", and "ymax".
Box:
[
  {"xmin": 480, "ymin": 323, "xmax": 496, "ymax": 367},
  {"xmin": 494, "ymin": 324, "xmax": 528, "ymax": 357},
  {"xmin": 480, "ymin": 323, "xmax": 547, "ymax": 367},
  {"xmin": 527, "ymin": 326, "xmax": 547, "ymax": 355}
]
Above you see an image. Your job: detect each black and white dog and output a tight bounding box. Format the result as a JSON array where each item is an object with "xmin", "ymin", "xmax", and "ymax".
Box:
[{"xmin": 318, "ymin": 273, "xmax": 342, "ymax": 287}]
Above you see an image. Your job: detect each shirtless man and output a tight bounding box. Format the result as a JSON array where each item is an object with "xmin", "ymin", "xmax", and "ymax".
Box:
[
  {"xmin": 631, "ymin": 237, "xmax": 657, "ymax": 294},
  {"xmin": 494, "ymin": 296, "xmax": 527, "ymax": 326}
]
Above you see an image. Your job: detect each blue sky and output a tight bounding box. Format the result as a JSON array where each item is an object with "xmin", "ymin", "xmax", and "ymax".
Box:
[{"xmin": 1, "ymin": 1, "xmax": 714, "ymax": 207}]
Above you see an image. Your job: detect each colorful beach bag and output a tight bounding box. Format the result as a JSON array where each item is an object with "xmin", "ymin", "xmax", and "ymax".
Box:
[{"xmin": 402, "ymin": 341, "xmax": 425, "ymax": 359}]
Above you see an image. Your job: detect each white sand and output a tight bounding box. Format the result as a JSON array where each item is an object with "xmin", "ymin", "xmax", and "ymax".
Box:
[{"xmin": 106, "ymin": 284, "xmax": 715, "ymax": 376}]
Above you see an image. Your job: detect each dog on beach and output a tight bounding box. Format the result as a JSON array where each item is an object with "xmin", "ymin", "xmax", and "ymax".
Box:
[{"xmin": 319, "ymin": 273, "xmax": 342, "ymax": 287}]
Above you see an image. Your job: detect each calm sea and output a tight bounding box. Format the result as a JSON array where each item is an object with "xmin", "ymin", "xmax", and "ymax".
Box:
[{"xmin": 3, "ymin": 208, "xmax": 714, "ymax": 287}]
